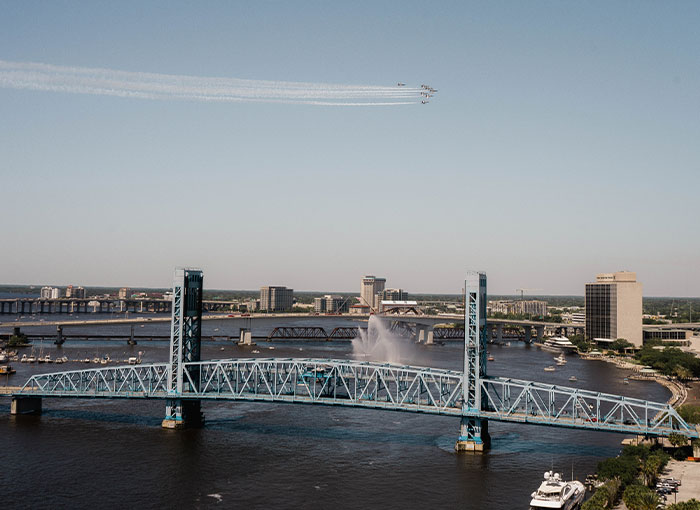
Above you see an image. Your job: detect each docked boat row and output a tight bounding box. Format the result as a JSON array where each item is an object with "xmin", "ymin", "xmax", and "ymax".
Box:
[{"xmin": 16, "ymin": 354, "xmax": 142, "ymax": 365}]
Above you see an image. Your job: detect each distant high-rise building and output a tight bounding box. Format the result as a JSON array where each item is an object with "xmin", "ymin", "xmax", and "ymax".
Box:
[
  {"xmin": 40, "ymin": 286, "xmax": 53, "ymax": 299},
  {"xmin": 314, "ymin": 297, "xmax": 327, "ymax": 313},
  {"xmin": 50, "ymin": 287, "xmax": 61, "ymax": 299},
  {"xmin": 260, "ymin": 286, "xmax": 294, "ymax": 312},
  {"xmin": 360, "ymin": 275, "xmax": 386, "ymax": 311},
  {"xmin": 118, "ymin": 287, "xmax": 131, "ymax": 300},
  {"xmin": 65, "ymin": 285, "xmax": 86, "ymax": 299},
  {"xmin": 585, "ymin": 271, "xmax": 643, "ymax": 348},
  {"xmin": 381, "ymin": 288, "xmax": 408, "ymax": 301}
]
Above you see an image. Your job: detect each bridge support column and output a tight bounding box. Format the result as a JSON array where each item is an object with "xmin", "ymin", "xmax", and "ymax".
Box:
[
  {"xmin": 238, "ymin": 328, "xmax": 254, "ymax": 345},
  {"xmin": 425, "ymin": 326, "xmax": 434, "ymax": 345},
  {"xmin": 523, "ymin": 327, "xmax": 532, "ymax": 343},
  {"xmin": 128, "ymin": 325, "xmax": 137, "ymax": 345},
  {"xmin": 535, "ymin": 326, "xmax": 544, "ymax": 342},
  {"xmin": 11, "ymin": 396, "xmax": 42, "ymax": 415},
  {"xmin": 54, "ymin": 325, "xmax": 64, "ymax": 345},
  {"xmin": 455, "ymin": 416, "xmax": 490, "ymax": 452},
  {"xmin": 162, "ymin": 399, "xmax": 204, "ymax": 429},
  {"xmin": 496, "ymin": 323, "xmax": 503, "ymax": 342}
]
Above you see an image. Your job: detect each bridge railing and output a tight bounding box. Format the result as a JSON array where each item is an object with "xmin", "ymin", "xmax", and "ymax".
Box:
[
  {"xmin": 479, "ymin": 377, "xmax": 696, "ymax": 437},
  {"xmin": 19, "ymin": 363, "xmax": 170, "ymax": 396}
]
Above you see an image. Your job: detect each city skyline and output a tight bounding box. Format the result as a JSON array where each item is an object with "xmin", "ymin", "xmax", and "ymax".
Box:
[{"xmin": 2, "ymin": 2, "xmax": 699, "ymax": 296}]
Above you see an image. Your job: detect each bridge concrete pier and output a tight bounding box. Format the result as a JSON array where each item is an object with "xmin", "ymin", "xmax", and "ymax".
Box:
[
  {"xmin": 415, "ymin": 325, "xmax": 435, "ymax": 345},
  {"xmin": 495, "ymin": 323, "xmax": 503, "ymax": 342},
  {"xmin": 523, "ymin": 327, "xmax": 532, "ymax": 343},
  {"xmin": 11, "ymin": 396, "xmax": 42, "ymax": 415},
  {"xmin": 127, "ymin": 325, "xmax": 137, "ymax": 345},
  {"xmin": 535, "ymin": 325, "xmax": 544, "ymax": 342},
  {"xmin": 162, "ymin": 399, "xmax": 204, "ymax": 429},
  {"xmin": 238, "ymin": 328, "xmax": 254, "ymax": 346},
  {"xmin": 54, "ymin": 325, "xmax": 64, "ymax": 345},
  {"xmin": 455, "ymin": 416, "xmax": 489, "ymax": 452}
]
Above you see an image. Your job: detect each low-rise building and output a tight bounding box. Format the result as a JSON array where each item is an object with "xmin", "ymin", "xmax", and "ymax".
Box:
[{"xmin": 314, "ymin": 295, "xmax": 348, "ymax": 313}]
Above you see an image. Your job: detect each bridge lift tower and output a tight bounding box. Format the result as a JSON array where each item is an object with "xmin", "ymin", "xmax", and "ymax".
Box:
[
  {"xmin": 456, "ymin": 271, "xmax": 490, "ymax": 451},
  {"xmin": 162, "ymin": 268, "xmax": 204, "ymax": 429}
]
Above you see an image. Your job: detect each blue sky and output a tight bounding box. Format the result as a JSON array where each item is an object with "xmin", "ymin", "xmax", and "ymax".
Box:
[{"xmin": 1, "ymin": 1, "xmax": 699, "ymax": 295}]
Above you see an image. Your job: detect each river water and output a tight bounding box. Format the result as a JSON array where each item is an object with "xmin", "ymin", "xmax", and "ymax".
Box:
[{"xmin": 0, "ymin": 315, "xmax": 668, "ymax": 509}]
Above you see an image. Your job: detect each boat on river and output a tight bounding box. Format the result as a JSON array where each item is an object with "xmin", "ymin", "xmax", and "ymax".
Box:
[
  {"xmin": 529, "ymin": 471, "xmax": 585, "ymax": 510},
  {"xmin": 542, "ymin": 336, "xmax": 577, "ymax": 352}
]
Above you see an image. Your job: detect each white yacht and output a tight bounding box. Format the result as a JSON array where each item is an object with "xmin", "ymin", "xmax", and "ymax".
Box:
[
  {"xmin": 530, "ymin": 471, "xmax": 585, "ymax": 510},
  {"xmin": 542, "ymin": 336, "xmax": 577, "ymax": 352}
]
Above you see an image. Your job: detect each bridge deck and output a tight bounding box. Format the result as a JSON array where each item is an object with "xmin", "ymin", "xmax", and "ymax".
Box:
[{"xmin": 10, "ymin": 358, "xmax": 697, "ymax": 438}]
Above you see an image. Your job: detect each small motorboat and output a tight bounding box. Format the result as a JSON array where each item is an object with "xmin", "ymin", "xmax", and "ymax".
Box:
[
  {"xmin": 544, "ymin": 366, "xmax": 556, "ymax": 372},
  {"xmin": 568, "ymin": 376, "xmax": 577, "ymax": 382},
  {"xmin": 0, "ymin": 365, "xmax": 16, "ymax": 375}
]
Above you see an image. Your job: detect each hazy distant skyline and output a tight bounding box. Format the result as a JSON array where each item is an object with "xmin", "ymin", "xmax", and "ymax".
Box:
[{"xmin": 1, "ymin": 2, "xmax": 699, "ymax": 296}]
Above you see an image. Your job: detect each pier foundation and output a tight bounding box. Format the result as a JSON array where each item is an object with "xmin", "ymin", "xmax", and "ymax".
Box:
[
  {"xmin": 238, "ymin": 328, "xmax": 254, "ymax": 346},
  {"xmin": 162, "ymin": 399, "xmax": 204, "ymax": 429},
  {"xmin": 11, "ymin": 396, "xmax": 42, "ymax": 415},
  {"xmin": 455, "ymin": 416, "xmax": 490, "ymax": 452}
]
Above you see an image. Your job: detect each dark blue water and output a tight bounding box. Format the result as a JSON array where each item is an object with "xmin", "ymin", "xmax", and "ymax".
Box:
[{"xmin": 0, "ymin": 319, "xmax": 668, "ymax": 509}]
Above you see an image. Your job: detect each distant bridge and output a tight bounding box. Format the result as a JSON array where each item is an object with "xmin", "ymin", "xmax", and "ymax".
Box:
[{"xmin": 0, "ymin": 297, "xmax": 237, "ymax": 315}]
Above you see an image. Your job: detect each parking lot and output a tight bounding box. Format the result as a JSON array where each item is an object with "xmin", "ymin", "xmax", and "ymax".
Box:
[{"xmin": 663, "ymin": 460, "xmax": 700, "ymax": 504}]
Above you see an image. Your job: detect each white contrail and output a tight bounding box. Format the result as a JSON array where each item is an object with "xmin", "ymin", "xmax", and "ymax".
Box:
[{"xmin": 0, "ymin": 60, "xmax": 429, "ymax": 106}]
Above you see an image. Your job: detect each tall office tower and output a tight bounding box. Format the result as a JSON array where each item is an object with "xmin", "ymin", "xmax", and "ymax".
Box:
[
  {"xmin": 360, "ymin": 275, "xmax": 386, "ymax": 310},
  {"xmin": 585, "ymin": 271, "xmax": 643, "ymax": 348},
  {"xmin": 259, "ymin": 286, "xmax": 294, "ymax": 312}
]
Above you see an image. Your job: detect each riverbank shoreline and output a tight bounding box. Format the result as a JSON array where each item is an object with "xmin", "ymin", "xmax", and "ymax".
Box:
[{"xmin": 578, "ymin": 352, "xmax": 689, "ymax": 408}]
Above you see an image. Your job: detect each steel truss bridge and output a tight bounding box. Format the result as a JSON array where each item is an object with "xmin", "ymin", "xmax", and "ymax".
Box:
[
  {"xmin": 7, "ymin": 269, "xmax": 698, "ymax": 451},
  {"xmin": 267, "ymin": 326, "xmax": 360, "ymax": 341},
  {"xmin": 14, "ymin": 357, "xmax": 696, "ymax": 438}
]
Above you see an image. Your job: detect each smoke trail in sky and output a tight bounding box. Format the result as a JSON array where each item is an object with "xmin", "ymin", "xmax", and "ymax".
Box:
[{"xmin": 0, "ymin": 60, "xmax": 434, "ymax": 106}]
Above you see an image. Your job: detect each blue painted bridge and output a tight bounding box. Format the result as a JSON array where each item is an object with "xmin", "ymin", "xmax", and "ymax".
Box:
[
  {"xmin": 14, "ymin": 357, "xmax": 697, "ymax": 439},
  {"xmin": 7, "ymin": 269, "xmax": 698, "ymax": 450}
]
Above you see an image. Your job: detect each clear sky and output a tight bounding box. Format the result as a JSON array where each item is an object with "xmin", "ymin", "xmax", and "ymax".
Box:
[{"xmin": 1, "ymin": 1, "xmax": 699, "ymax": 296}]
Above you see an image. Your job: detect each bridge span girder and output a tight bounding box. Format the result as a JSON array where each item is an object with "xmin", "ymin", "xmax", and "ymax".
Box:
[{"xmin": 15, "ymin": 358, "xmax": 697, "ymax": 439}]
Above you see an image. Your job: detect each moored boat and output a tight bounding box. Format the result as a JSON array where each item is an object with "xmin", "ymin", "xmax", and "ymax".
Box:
[
  {"xmin": 530, "ymin": 471, "xmax": 585, "ymax": 510},
  {"xmin": 542, "ymin": 336, "xmax": 577, "ymax": 352},
  {"xmin": 0, "ymin": 365, "xmax": 16, "ymax": 375}
]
